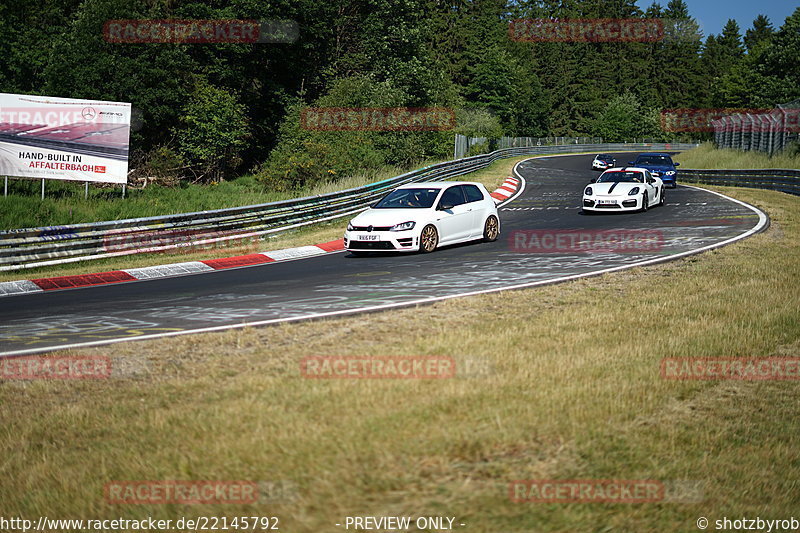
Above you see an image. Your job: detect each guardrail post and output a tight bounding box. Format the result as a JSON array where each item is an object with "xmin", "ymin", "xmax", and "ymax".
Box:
[
  {"xmin": 3, "ymin": 176, "xmax": 6, "ymax": 197},
  {"xmin": 41, "ymin": 179, "xmax": 45, "ymax": 200},
  {"xmin": 85, "ymin": 181, "xmax": 89, "ymax": 200}
]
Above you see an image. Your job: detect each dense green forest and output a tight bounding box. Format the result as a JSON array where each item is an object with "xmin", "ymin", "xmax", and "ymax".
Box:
[{"xmin": 1, "ymin": 0, "xmax": 798, "ymax": 189}]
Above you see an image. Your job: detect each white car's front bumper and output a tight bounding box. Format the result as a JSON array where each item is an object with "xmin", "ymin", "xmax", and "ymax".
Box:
[
  {"xmin": 344, "ymin": 228, "xmax": 420, "ymax": 252},
  {"xmin": 582, "ymin": 195, "xmax": 643, "ymax": 212}
]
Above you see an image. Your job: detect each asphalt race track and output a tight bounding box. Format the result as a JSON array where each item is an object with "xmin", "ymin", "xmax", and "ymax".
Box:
[{"xmin": 0, "ymin": 152, "xmax": 768, "ymax": 356}]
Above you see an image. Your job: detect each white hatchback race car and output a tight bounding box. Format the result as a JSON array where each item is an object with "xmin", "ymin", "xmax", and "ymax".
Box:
[
  {"xmin": 344, "ymin": 181, "xmax": 500, "ymax": 254},
  {"xmin": 582, "ymin": 167, "xmax": 665, "ymax": 213}
]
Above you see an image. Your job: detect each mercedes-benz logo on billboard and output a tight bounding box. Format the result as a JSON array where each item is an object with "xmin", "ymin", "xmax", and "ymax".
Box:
[{"xmin": 81, "ymin": 107, "xmax": 97, "ymax": 120}]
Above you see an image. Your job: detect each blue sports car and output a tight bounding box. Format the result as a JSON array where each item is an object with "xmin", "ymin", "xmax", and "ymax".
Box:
[{"xmin": 628, "ymin": 153, "xmax": 679, "ymax": 188}]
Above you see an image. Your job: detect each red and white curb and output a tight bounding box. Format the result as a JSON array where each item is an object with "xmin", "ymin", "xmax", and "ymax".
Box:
[
  {"xmin": 0, "ymin": 239, "xmax": 345, "ymax": 297},
  {"xmin": 490, "ymin": 176, "xmax": 520, "ymax": 203}
]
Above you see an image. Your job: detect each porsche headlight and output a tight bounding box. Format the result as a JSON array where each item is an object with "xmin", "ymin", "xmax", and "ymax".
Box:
[
  {"xmin": 585, "ymin": 187, "xmax": 593, "ymax": 196},
  {"xmin": 628, "ymin": 187, "xmax": 640, "ymax": 195},
  {"xmin": 346, "ymin": 222, "xmax": 355, "ymax": 231},
  {"xmin": 390, "ymin": 221, "xmax": 415, "ymax": 232}
]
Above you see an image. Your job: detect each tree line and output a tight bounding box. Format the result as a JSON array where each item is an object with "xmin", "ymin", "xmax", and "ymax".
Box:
[{"xmin": 1, "ymin": 0, "xmax": 798, "ymax": 189}]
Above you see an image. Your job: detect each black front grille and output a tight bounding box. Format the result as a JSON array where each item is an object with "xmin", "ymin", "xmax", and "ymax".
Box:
[
  {"xmin": 351, "ymin": 226, "xmax": 392, "ymax": 232},
  {"xmin": 622, "ymin": 199, "xmax": 637, "ymax": 207},
  {"xmin": 584, "ymin": 199, "xmax": 595, "ymax": 207},
  {"xmin": 349, "ymin": 241, "xmax": 395, "ymax": 250},
  {"xmin": 596, "ymin": 203, "xmax": 621, "ymax": 209}
]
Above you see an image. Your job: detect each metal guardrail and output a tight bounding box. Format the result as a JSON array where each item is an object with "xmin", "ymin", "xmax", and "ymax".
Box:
[
  {"xmin": 679, "ymin": 169, "xmax": 800, "ymax": 196},
  {"xmin": 0, "ymin": 142, "xmax": 698, "ymax": 271}
]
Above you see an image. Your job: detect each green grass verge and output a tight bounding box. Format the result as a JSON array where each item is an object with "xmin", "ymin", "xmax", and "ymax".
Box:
[
  {"xmin": 674, "ymin": 142, "xmax": 800, "ymax": 169},
  {"xmin": 0, "ymin": 185, "xmax": 797, "ymax": 532},
  {"xmin": 0, "ymin": 163, "xmax": 430, "ymax": 231}
]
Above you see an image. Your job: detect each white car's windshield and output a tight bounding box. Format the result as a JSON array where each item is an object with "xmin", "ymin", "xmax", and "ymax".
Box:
[
  {"xmin": 597, "ymin": 171, "xmax": 644, "ymax": 183},
  {"xmin": 374, "ymin": 188, "xmax": 440, "ymax": 208}
]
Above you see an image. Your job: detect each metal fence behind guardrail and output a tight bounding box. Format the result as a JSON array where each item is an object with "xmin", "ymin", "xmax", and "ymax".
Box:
[
  {"xmin": 679, "ymin": 168, "xmax": 800, "ymax": 196},
  {"xmin": 0, "ymin": 142, "xmax": 698, "ymax": 271},
  {"xmin": 453, "ymin": 134, "xmax": 606, "ymax": 158},
  {"xmin": 712, "ymin": 99, "xmax": 800, "ymax": 155}
]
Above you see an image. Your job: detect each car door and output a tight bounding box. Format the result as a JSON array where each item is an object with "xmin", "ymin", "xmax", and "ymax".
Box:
[
  {"xmin": 435, "ymin": 185, "xmax": 472, "ymax": 243},
  {"xmin": 643, "ymin": 171, "xmax": 658, "ymax": 206},
  {"xmin": 461, "ymin": 184, "xmax": 488, "ymax": 238}
]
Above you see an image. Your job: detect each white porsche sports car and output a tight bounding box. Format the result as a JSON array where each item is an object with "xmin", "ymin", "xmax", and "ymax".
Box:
[
  {"xmin": 344, "ymin": 181, "xmax": 500, "ymax": 254},
  {"xmin": 582, "ymin": 167, "xmax": 665, "ymax": 213}
]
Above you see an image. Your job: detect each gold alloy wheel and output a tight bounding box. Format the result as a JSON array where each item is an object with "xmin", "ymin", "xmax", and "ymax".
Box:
[
  {"xmin": 483, "ymin": 216, "xmax": 499, "ymax": 242},
  {"xmin": 420, "ymin": 224, "xmax": 438, "ymax": 253}
]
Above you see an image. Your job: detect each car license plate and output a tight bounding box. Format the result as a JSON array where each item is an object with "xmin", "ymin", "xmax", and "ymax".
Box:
[
  {"xmin": 598, "ymin": 200, "xmax": 616, "ymax": 205},
  {"xmin": 357, "ymin": 234, "xmax": 380, "ymax": 241}
]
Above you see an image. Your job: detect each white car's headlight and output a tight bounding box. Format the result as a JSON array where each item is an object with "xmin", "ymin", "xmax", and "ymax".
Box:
[
  {"xmin": 346, "ymin": 222, "xmax": 355, "ymax": 231},
  {"xmin": 585, "ymin": 187, "xmax": 593, "ymax": 196},
  {"xmin": 628, "ymin": 187, "xmax": 640, "ymax": 195},
  {"xmin": 390, "ymin": 221, "xmax": 415, "ymax": 232}
]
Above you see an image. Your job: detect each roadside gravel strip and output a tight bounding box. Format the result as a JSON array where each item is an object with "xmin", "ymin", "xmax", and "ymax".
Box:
[
  {"xmin": 0, "ymin": 154, "xmax": 766, "ymax": 356},
  {"xmin": 0, "ymin": 178, "xmax": 522, "ymax": 297}
]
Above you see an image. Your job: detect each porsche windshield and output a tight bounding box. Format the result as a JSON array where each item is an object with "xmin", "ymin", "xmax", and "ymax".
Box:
[
  {"xmin": 374, "ymin": 188, "xmax": 441, "ymax": 208},
  {"xmin": 597, "ymin": 171, "xmax": 644, "ymax": 183}
]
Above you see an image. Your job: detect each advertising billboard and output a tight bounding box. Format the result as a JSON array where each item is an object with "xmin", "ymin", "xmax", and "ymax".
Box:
[{"xmin": 0, "ymin": 93, "xmax": 131, "ymax": 184}]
